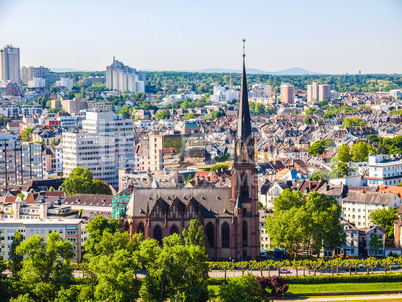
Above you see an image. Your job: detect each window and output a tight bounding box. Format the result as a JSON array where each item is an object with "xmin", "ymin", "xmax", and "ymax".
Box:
[
  {"xmin": 206, "ymin": 222, "xmax": 215, "ymax": 248},
  {"xmin": 242, "ymin": 221, "xmax": 248, "ymax": 247},
  {"xmin": 221, "ymin": 222, "xmax": 230, "ymax": 248}
]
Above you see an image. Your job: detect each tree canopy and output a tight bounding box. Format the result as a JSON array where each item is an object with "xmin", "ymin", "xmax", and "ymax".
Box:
[
  {"xmin": 370, "ymin": 208, "xmax": 398, "ymax": 238},
  {"xmin": 265, "ymin": 190, "xmax": 345, "ymax": 256},
  {"xmin": 62, "ymin": 167, "xmax": 112, "ymax": 195}
]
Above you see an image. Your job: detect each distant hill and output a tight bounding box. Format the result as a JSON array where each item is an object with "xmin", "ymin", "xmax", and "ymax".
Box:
[
  {"xmin": 193, "ymin": 67, "xmax": 322, "ymax": 75},
  {"xmin": 51, "ymin": 68, "xmax": 93, "ymax": 72}
]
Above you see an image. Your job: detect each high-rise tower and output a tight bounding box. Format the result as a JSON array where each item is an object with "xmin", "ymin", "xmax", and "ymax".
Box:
[
  {"xmin": 0, "ymin": 45, "xmax": 21, "ymax": 84},
  {"xmin": 231, "ymin": 40, "xmax": 259, "ymax": 260}
]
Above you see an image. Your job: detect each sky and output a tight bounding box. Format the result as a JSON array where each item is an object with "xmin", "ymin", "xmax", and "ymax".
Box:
[{"xmin": 0, "ymin": 0, "xmax": 401, "ymax": 74}]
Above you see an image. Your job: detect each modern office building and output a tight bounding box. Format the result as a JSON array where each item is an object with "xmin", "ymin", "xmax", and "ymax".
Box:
[
  {"xmin": 87, "ymin": 101, "xmax": 113, "ymax": 112},
  {"xmin": 307, "ymin": 82, "xmax": 332, "ymax": 102},
  {"xmin": 280, "ymin": 83, "xmax": 295, "ymax": 104},
  {"xmin": 62, "ymin": 112, "xmax": 134, "ymax": 187},
  {"xmin": 0, "ymin": 45, "xmax": 21, "ymax": 84},
  {"xmin": 0, "ymin": 133, "xmax": 43, "ymax": 194},
  {"xmin": 62, "ymin": 131, "xmax": 116, "ymax": 186},
  {"xmin": 82, "ymin": 111, "xmax": 134, "ymax": 171},
  {"xmin": 106, "ymin": 57, "xmax": 146, "ymax": 93}
]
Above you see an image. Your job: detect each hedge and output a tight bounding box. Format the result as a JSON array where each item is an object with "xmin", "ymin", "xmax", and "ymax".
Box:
[{"xmin": 285, "ymin": 273, "xmax": 402, "ymax": 284}]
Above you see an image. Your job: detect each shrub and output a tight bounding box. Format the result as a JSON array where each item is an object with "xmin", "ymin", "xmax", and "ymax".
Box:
[{"xmin": 219, "ymin": 274, "xmax": 263, "ymax": 302}]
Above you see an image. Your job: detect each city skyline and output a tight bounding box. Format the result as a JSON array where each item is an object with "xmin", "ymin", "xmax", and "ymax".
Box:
[{"xmin": 0, "ymin": 0, "xmax": 402, "ymax": 74}]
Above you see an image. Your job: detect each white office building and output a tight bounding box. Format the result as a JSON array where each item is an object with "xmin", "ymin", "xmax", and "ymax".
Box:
[
  {"xmin": 62, "ymin": 131, "xmax": 117, "ymax": 186},
  {"xmin": 62, "ymin": 112, "xmax": 134, "ymax": 187},
  {"xmin": 251, "ymin": 84, "xmax": 271, "ymax": 98}
]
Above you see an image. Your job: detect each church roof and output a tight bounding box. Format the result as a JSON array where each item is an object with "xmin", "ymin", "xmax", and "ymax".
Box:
[{"xmin": 126, "ymin": 187, "xmax": 233, "ymax": 218}]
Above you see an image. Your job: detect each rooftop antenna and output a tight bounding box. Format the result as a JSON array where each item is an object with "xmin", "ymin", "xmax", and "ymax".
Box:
[{"xmin": 242, "ymin": 39, "xmax": 246, "ymax": 57}]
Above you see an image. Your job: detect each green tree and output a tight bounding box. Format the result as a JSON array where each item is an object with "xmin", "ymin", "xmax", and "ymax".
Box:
[
  {"xmin": 9, "ymin": 231, "xmax": 24, "ymax": 281},
  {"xmin": 16, "ymin": 233, "xmax": 73, "ymax": 302},
  {"xmin": 310, "ymin": 170, "xmax": 329, "ymax": 183},
  {"xmin": 305, "ymin": 107, "xmax": 316, "ymax": 115},
  {"xmin": 155, "ymin": 110, "xmax": 170, "ymax": 120},
  {"xmin": 367, "ymin": 134, "xmax": 379, "ymax": 144},
  {"xmin": 254, "ymin": 103, "xmax": 266, "ymax": 115},
  {"xmin": 370, "ymin": 208, "xmax": 398, "ymax": 238},
  {"xmin": 341, "ymin": 117, "xmax": 366, "ymax": 128},
  {"xmin": 329, "ymin": 162, "xmax": 349, "ymax": 178},
  {"xmin": 61, "ymin": 167, "xmax": 93, "ymax": 195},
  {"xmin": 350, "ymin": 142, "xmax": 376, "ymax": 162},
  {"xmin": 84, "ymin": 216, "xmax": 121, "ymax": 256},
  {"xmin": 90, "ymin": 179, "xmax": 113, "ymax": 195},
  {"xmin": 368, "ymin": 233, "xmax": 383, "ymax": 257},
  {"xmin": 304, "ymin": 116, "xmax": 312, "ymax": 125},
  {"xmin": 266, "ymin": 190, "xmax": 344, "ymax": 257},
  {"xmin": 183, "ymin": 112, "xmax": 195, "ymax": 120},
  {"xmin": 20, "ymin": 128, "xmax": 32, "ymax": 142},
  {"xmin": 140, "ymin": 234, "xmax": 209, "ymax": 302},
  {"xmin": 219, "ymin": 274, "xmax": 262, "ymax": 302},
  {"xmin": 182, "ymin": 219, "xmax": 208, "ymax": 251},
  {"xmin": 338, "ymin": 143, "xmax": 351, "ymax": 162},
  {"xmin": 210, "ymin": 110, "xmax": 222, "ymax": 118}
]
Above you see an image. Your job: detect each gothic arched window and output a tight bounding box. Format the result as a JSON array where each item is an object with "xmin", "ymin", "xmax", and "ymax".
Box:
[
  {"xmin": 222, "ymin": 222, "xmax": 230, "ymax": 248},
  {"xmin": 242, "ymin": 221, "xmax": 248, "ymax": 247},
  {"xmin": 137, "ymin": 222, "xmax": 145, "ymax": 234},
  {"xmin": 154, "ymin": 225, "xmax": 163, "ymax": 244},
  {"xmin": 206, "ymin": 222, "xmax": 215, "ymax": 248},
  {"xmin": 170, "ymin": 225, "xmax": 179, "ymax": 235}
]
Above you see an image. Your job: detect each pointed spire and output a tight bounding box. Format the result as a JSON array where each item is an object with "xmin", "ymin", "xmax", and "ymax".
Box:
[{"xmin": 237, "ymin": 39, "xmax": 252, "ymax": 141}]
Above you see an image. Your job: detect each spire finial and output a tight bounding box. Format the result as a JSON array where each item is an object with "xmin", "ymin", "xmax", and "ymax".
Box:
[{"xmin": 242, "ymin": 39, "xmax": 246, "ymax": 57}]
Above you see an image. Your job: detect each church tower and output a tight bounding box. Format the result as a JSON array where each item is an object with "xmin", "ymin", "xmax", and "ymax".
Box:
[{"xmin": 231, "ymin": 40, "xmax": 259, "ymax": 260}]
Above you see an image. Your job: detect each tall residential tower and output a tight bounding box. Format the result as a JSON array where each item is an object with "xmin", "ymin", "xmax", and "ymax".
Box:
[{"xmin": 0, "ymin": 45, "xmax": 21, "ymax": 84}]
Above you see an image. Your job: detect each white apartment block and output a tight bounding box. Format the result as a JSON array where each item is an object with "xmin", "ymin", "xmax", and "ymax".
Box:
[
  {"xmin": 62, "ymin": 132, "xmax": 117, "ymax": 186},
  {"xmin": 212, "ymin": 86, "xmax": 240, "ymax": 103},
  {"xmin": 87, "ymin": 101, "xmax": 113, "ymax": 112},
  {"xmin": 28, "ymin": 77, "xmax": 46, "ymax": 88},
  {"xmin": 341, "ymin": 189, "xmax": 402, "ymax": 228},
  {"xmin": 390, "ymin": 90, "xmax": 402, "ymax": 99},
  {"xmin": 0, "ymin": 218, "xmax": 82, "ymax": 262},
  {"xmin": 366, "ymin": 154, "xmax": 402, "ymax": 186},
  {"xmin": 56, "ymin": 77, "xmax": 73, "ymax": 90},
  {"xmin": 56, "ymin": 116, "xmax": 79, "ymax": 127},
  {"xmin": 251, "ymin": 84, "xmax": 271, "ymax": 98}
]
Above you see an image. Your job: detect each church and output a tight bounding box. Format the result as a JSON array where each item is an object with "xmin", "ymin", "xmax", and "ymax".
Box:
[{"xmin": 124, "ymin": 51, "xmax": 260, "ymax": 261}]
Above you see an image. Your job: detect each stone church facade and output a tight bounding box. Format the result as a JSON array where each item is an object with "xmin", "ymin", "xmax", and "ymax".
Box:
[{"xmin": 125, "ymin": 54, "xmax": 260, "ymax": 260}]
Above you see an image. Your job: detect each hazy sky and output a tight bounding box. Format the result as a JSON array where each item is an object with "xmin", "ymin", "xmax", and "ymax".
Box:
[{"xmin": 0, "ymin": 0, "xmax": 401, "ymax": 74}]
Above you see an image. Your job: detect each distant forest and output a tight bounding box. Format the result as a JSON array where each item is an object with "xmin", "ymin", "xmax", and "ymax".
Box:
[{"xmin": 59, "ymin": 71, "xmax": 402, "ymax": 94}]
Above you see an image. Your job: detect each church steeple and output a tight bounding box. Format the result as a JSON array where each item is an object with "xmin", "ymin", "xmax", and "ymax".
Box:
[{"xmin": 237, "ymin": 39, "xmax": 252, "ymax": 142}]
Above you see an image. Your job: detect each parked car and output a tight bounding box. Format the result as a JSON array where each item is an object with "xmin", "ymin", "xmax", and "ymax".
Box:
[{"xmin": 279, "ymin": 269, "xmax": 291, "ymax": 274}]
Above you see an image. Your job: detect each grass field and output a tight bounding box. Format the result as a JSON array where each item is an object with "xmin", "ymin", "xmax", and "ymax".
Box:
[{"xmin": 288, "ymin": 282, "xmax": 402, "ymax": 294}]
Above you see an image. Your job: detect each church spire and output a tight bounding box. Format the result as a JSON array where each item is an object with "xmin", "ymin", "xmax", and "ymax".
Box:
[{"xmin": 237, "ymin": 39, "xmax": 252, "ymax": 142}]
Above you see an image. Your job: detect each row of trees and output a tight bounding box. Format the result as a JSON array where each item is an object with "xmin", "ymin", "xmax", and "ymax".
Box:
[{"xmin": 210, "ymin": 256, "xmax": 402, "ymax": 278}]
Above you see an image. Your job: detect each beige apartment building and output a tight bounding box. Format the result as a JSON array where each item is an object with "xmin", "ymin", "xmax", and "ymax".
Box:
[
  {"xmin": 307, "ymin": 82, "xmax": 331, "ymax": 102},
  {"xmin": 51, "ymin": 98, "xmax": 87, "ymax": 115},
  {"xmin": 280, "ymin": 83, "xmax": 294, "ymax": 104}
]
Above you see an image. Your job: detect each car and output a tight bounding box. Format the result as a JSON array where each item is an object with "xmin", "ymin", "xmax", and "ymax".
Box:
[
  {"xmin": 279, "ymin": 269, "xmax": 291, "ymax": 274},
  {"xmin": 391, "ymin": 264, "xmax": 400, "ymax": 269}
]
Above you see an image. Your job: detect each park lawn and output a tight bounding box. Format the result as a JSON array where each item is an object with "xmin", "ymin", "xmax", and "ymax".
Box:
[{"xmin": 289, "ymin": 282, "xmax": 402, "ymax": 293}]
